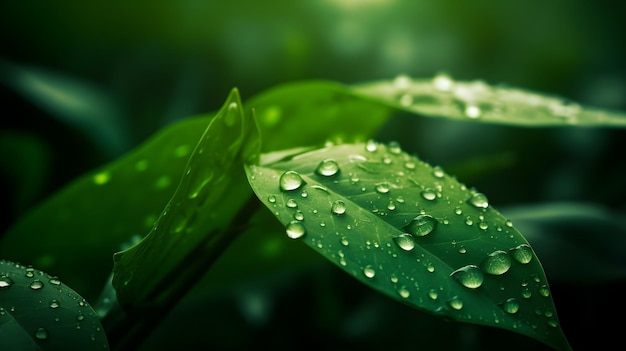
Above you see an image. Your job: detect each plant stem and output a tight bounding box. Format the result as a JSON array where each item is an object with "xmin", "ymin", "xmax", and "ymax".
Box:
[{"xmin": 103, "ymin": 193, "xmax": 262, "ymax": 351}]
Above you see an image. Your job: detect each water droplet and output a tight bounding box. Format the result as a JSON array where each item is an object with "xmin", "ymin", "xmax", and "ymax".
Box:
[
  {"xmin": 502, "ymin": 298, "xmax": 520, "ymax": 314},
  {"xmin": 375, "ymin": 182, "xmax": 390, "ymax": 194},
  {"xmin": 340, "ymin": 236, "xmax": 350, "ymax": 246},
  {"xmin": 285, "ymin": 221, "xmax": 306, "ymax": 239},
  {"xmin": 77, "ymin": 313, "xmax": 85, "ymax": 321},
  {"xmin": 0, "ymin": 276, "xmax": 14, "ymax": 288},
  {"xmin": 428, "ymin": 289, "xmax": 438, "ymax": 300},
  {"xmin": 468, "ymin": 193, "xmax": 489, "ymax": 208},
  {"xmin": 511, "ymin": 244, "xmax": 533, "ymax": 264},
  {"xmin": 464, "ymin": 104, "xmax": 481, "ymax": 118},
  {"xmin": 448, "ymin": 296, "xmax": 464, "ymax": 310},
  {"xmin": 49, "ymin": 300, "xmax": 60, "ymax": 309},
  {"xmin": 393, "ymin": 233, "xmax": 416, "ymax": 251},
  {"xmin": 481, "ymin": 250, "xmax": 511, "ymax": 275},
  {"xmin": 363, "ymin": 265, "xmax": 376, "ymax": 278},
  {"xmin": 25, "ymin": 267, "xmax": 35, "ymax": 278},
  {"xmin": 267, "ymin": 195, "xmax": 276, "ymax": 203},
  {"xmin": 458, "ymin": 245, "xmax": 467, "ymax": 254},
  {"xmin": 34, "ymin": 327, "xmax": 49, "ymax": 340},
  {"xmin": 49, "ymin": 277, "xmax": 61, "ymax": 286},
  {"xmin": 286, "ymin": 199, "xmax": 298, "ymax": 208},
  {"xmin": 393, "ymin": 75, "xmax": 411, "ymax": 90},
  {"xmin": 404, "ymin": 214, "xmax": 437, "ymax": 237},
  {"xmin": 450, "ymin": 265, "xmax": 484, "ymax": 289},
  {"xmin": 432, "ymin": 73, "xmax": 454, "ymax": 91},
  {"xmin": 92, "ymin": 172, "xmax": 110, "ymax": 185},
  {"xmin": 388, "ymin": 141, "xmax": 402, "ymax": 154},
  {"xmin": 426, "ymin": 264, "xmax": 435, "ymax": 273},
  {"xmin": 30, "ymin": 279, "xmax": 44, "ymax": 290},
  {"xmin": 421, "ymin": 189, "xmax": 437, "ymax": 201},
  {"xmin": 397, "ymin": 286, "xmax": 410, "ymax": 298},
  {"xmin": 478, "ymin": 221, "xmax": 489, "ymax": 230},
  {"xmin": 294, "ymin": 210, "xmax": 304, "ymax": 221},
  {"xmin": 389, "ymin": 274, "xmax": 398, "ymax": 283},
  {"xmin": 404, "ymin": 161, "xmax": 416, "ymax": 170},
  {"xmin": 365, "ymin": 139, "xmax": 378, "ymax": 152},
  {"xmin": 454, "ymin": 207, "xmax": 463, "ymax": 215},
  {"xmin": 432, "ymin": 166, "xmax": 445, "ymax": 178},
  {"xmin": 539, "ymin": 285, "xmax": 550, "ymax": 297},
  {"xmin": 521, "ymin": 288, "xmax": 532, "ymax": 299},
  {"xmin": 315, "ymin": 159, "xmax": 340, "ymax": 177},
  {"xmin": 280, "ymin": 171, "xmax": 304, "ymax": 191},
  {"xmin": 387, "ymin": 201, "xmax": 396, "ymax": 211},
  {"xmin": 331, "ymin": 200, "xmax": 347, "ymax": 215}
]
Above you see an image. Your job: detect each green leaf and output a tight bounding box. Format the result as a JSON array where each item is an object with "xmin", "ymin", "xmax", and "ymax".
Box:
[
  {"xmin": 245, "ymin": 141, "xmax": 572, "ymax": 351},
  {"xmin": 0, "ymin": 260, "xmax": 109, "ymax": 351},
  {"xmin": 248, "ymin": 80, "xmax": 393, "ymax": 148},
  {"xmin": 111, "ymin": 88, "xmax": 260, "ymax": 307},
  {"xmin": 353, "ymin": 74, "xmax": 626, "ymax": 128},
  {"xmin": 0, "ymin": 113, "xmax": 211, "ymax": 302}
]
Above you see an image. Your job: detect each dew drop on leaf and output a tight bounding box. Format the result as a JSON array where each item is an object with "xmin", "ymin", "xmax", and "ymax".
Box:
[
  {"xmin": 432, "ymin": 73, "xmax": 454, "ymax": 91},
  {"xmin": 448, "ymin": 296, "xmax": 464, "ymax": 310},
  {"xmin": 502, "ymin": 297, "xmax": 520, "ymax": 314},
  {"xmin": 34, "ymin": 327, "xmax": 49, "ymax": 340},
  {"xmin": 397, "ymin": 286, "xmax": 410, "ymax": 298},
  {"xmin": 285, "ymin": 220, "xmax": 306, "ymax": 239},
  {"xmin": 393, "ymin": 233, "xmax": 416, "ymax": 251},
  {"xmin": 30, "ymin": 279, "xmax": 44, "ymax": 290},
  {"xmin": 404, "ymin": 214, "xmax": 437, "ymax": 237},
  {"xmin": 450, "ymin": 265, "xmax": 484, "ymax": 289},
  {"xmin": 363, "ymin": 265, "xmax": 376, "ymax": 278},
  {"xmin": 467, "ymin": 192, "xmax": 489, "ymax": 209},
  {"xmin": 365, "ymin": 139, "xmax": 378, "ymax": 152},
  {"xmin": 0, "ymin": 276, "xmax": 14, "ymax": 288},
  {"xmin": 388, "ymin": 141, "xmax": 402, "ymax": 154},
  {"xmin": 428, "ymin": 289, "xmax": 439, "ymax": 300},
  {"xmin": 421, "ymin": 189, "xmax": 437, "ymax": 201},
  {"xmin": 510, "ymin": 244, "xmax": 533, "ymax": 264},
  {"xmin": 375, "ymin": 182, "xmax": 390, "ymax": 194},
  {"xmin": 331, "ymin": 200, "xmax": 347, "ymax": 215},
  {"xmin": 286, "ymin": 199, "xmax": 298, "ymax": 208},
  {"xmin": 49, "ymin": 300, "xmax": 60, "ymax": 309},
  {"xmin": 315, "ymin": 159, "xmax": 340, "ymax": 177},
  {"xmin": 481, "ymin": 250, "xmax": 512, "ymax": 275},
  {"xmin": 279, "ymin": 171, "xmax": 304, "ymax": 191},
  {"xmin": 432, "ymin": 166, "xmax": 445, "ymax": 178},
  {"xmin": 49, "ymin": 277, "xmax": 61, "ymax": 286},
  {"xmin": 464, "ymin": 104, "xmax": 482, "ymax": 119}
]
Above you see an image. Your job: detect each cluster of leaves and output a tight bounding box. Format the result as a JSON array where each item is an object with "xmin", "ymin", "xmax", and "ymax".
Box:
[{"xmin": 2, "ymin": 73, "xmax": 626, "ymax": 351}]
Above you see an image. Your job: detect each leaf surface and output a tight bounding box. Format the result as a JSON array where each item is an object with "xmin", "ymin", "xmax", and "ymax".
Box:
[
  {"xmin": 245, "ymin": 141, "xmax": 572, "ymax": 351},
  {"xmin": 354, "ymin": 74, "xmax": 626, "ymax": 127},
  {"xmin": 0, "ymin": 260, "xmax": 109, "ymax": 351}
]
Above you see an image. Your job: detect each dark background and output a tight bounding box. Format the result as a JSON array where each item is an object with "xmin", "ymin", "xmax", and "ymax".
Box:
[{"xmin": 1, "ymin": 1, "xmax": 625, "ymax": 350}]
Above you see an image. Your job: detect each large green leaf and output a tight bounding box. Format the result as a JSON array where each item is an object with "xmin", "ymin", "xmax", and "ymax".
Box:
[
  {"xmin": 353, "ymin": 74, "xmax": 626, "ymax": 128},
  {"xmin": 245, "ymin": 141, "xmax": 572, "ymax": 351},
  {"xmin": 0, "ymin": 260, "xmax": 109, "ymax": 351},
  {"xmin": 111, "ymin": 88, "xmax": 260, "ymax": 307}
]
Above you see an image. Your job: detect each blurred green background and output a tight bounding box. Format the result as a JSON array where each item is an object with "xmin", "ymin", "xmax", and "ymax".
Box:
[{"xmin": 1, "ymin": 1, "xmax": 625, "ymax": 350}]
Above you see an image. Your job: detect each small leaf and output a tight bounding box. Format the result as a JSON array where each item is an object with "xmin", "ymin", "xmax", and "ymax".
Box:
[
  {"xmin": 111, "ymin": 88, "xmax": 260, "ymax": 307},
  {"xmin": 245, "ymin": 141, "xmax": 572, "ymax": 351},
  {"xmin": 353, "ymin": 73, "xmax": 626, "ymax": 128},
  {"xmin": 0, "ymin": 260, "xmax": 110, "ymax": 351}
]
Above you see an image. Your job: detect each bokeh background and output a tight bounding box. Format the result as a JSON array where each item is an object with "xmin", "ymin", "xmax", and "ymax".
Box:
[{"xmin": 1, "ymin": 1, "xmax": 625, "ymax": 350}]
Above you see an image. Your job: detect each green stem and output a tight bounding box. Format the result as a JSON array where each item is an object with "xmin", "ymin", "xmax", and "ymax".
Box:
[{"xmin": 103, "ymin": 193, "xmax": 262, "ymax": 351}]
